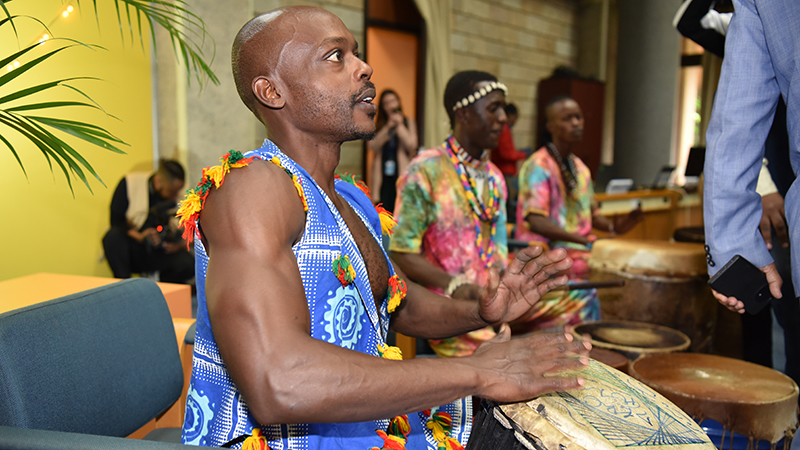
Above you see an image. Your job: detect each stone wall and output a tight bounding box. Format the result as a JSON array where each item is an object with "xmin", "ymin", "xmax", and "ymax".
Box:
[
  {"xmin": 174, "ymin": 0, "xmax": 580, "ymax": 177},
  {"xmin": 451, "ymin": 0, "xmax": 579, "ymax": 150}
]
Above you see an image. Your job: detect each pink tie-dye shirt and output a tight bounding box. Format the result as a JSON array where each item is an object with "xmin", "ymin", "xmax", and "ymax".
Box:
[
  {"xmin": 389, "ymin": 144, "xmax": 508, "ymax": 357},
  {"xmin": 515, "ymin": 146, "xmax": 595, "ymax": 248}
]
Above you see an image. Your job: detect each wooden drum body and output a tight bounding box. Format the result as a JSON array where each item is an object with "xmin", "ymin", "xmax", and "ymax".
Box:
[
  {"xmin": 467, "ymin": 359, "xmax": 716, "ymax": 450},
  {"xmin": 631, "ymin": 353, "xmax": 799, "ymax": 446},
  {"xmin": 589, "ymin": 239, "xmax": 717, "ymax": 352}
]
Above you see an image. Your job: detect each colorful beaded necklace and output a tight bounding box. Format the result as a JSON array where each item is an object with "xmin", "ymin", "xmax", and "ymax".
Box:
[
  {"xmin": 443, "ymin": 136, "xmax": 501, "ymax": 265},
  {"xmin": 546, "ymin": 142, "xmax": 579, "ymax": 198}
]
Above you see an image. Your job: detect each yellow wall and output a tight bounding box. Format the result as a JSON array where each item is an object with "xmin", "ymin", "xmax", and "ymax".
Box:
[{"xmin": 0, "ymin": 0, "xmax": 153, "ymax": 281}]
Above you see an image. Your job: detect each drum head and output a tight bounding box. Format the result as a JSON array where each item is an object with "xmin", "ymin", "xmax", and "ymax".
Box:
[
  {"xmin": 500, "ymin": 359, "xmax": 715, "ymax": 450},
  {"xmin": 573, "ymin": 320, "xmax": 691, "ymax": 359},
  {"xmin": 630, "ymin": 353, "xmax": 799, "ymax": 444}
]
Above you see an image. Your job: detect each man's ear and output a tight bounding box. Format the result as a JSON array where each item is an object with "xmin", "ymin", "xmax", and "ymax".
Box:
[
  {"xmin": 453, "ymin": 107, "xmax": 469, "ymax": 126},
  {"xmin": 253, "ymin": 76, "xmax": 285, "ymax": 109}
]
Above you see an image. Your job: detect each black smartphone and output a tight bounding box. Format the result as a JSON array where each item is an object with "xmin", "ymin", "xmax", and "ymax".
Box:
[{"xmin": 708, "ymin": 255, "xmax": 773, "ymax": 315}]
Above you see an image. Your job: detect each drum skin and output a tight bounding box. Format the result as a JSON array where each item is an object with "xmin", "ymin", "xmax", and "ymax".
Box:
[
  {"xmin": 572, "ymin": 320, "xmax": 691, "ymax": 361},
  {"xmin": 589, "ymin": 239, "xmax": 717, "ymax": 352},
  {"xmin": 630, "ymin": 353, "xmax": 799, "ymax": 445},
  {"xmin": 488, "ymin": 359, "xmax": 716, "ymax": 450}
]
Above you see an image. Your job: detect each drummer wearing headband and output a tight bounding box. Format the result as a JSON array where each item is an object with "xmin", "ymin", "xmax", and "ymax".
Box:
[
  {"xmin": 390, "ymin": 71, "xmax": 514, "ymax": 357},
  {"xmin": 179, "ymin": 11, "xmax": 591, "ymax": 450}
]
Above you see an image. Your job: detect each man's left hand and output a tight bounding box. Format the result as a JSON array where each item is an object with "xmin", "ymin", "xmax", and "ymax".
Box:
[{"xmin": 478, "ymin": 246, "xmax": 572, "ymax": 324}]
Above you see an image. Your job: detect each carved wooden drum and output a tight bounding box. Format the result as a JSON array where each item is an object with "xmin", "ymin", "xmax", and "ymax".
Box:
[
  {"xmin": 572, "ymin": 320, "xmax": 691, "ymax": 361},
  {"xmin": 630, "ymin": 353, "xmax": 798, "ymax": 447},
  {"xmin": 466, "ymin": 359, "xmax": 716, "ymax": 450},
  {"xmin": 588, "ymin": 239, "xmax": 717, "ymax": 352}
]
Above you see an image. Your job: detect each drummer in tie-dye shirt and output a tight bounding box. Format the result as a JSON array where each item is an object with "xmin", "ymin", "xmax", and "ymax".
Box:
[
  {"xmin": 515, "ymin": 96, "xmax": 642, "ymax": 330},
  {"xmin": 390, "ymin": 71, "xmax": 510, "ymax": 357}
]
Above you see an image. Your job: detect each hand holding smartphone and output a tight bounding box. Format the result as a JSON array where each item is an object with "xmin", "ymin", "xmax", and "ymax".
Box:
[{"xmin": 708, "ymin": 255, "xmax": 773, "ymax": 315}]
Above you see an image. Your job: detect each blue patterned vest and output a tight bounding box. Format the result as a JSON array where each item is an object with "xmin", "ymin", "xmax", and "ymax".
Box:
[{"xmin": 181, "ymin": 140, "xmax": 472, "ymax": 449}]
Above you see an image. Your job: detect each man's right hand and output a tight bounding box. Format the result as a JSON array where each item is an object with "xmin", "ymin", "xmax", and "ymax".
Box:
[
  {"xmin": 760, "ymin": 192, "xmax": 789, "ymax": 249},
  {"xmin": 129, "ymin": 227, "xmax": 159, "ymax": 245},
  {"xmin": 468, "ymin": 324, "xmax": 590, "ymax": 402},
  {"xmin": 711, "ymin": 262, "xmax": 783, "ymax": 313}
]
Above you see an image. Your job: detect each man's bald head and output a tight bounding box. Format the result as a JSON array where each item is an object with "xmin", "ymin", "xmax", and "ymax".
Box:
[{"xmin": 231, "ymin": 7, "xmax": 338, "ymax": 117}]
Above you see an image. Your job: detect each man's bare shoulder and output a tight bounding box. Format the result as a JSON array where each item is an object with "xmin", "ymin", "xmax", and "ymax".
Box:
[{"xmin": 199, "ymin": 159, "xmax": 306, "ymax": 251}]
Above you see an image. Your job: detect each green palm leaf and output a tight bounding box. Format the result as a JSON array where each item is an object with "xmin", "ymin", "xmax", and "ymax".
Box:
[
  {"xmin": 0, "ymin": 0, "xmax": 218, "ymax": 192},
  {"xmin": 0, "ymin": 35, "xmax": 127, "ymax": 193},
  {"xmin": 83, "ymin": 0, "xmax": 219, "ymax": 86}
]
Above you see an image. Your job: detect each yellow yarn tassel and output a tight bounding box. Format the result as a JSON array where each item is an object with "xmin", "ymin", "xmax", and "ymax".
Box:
[
  {"xmin": 377, "ymin": 342, "xmax": 403, "ymax": 360},
  {"xmin": 241, "ymin": 428, "xmax": 271, "ymax": 450}
]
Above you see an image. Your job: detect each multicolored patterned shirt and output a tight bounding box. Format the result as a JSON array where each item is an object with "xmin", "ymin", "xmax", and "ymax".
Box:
[
  {"xmin": 511, "ymin": 146, "xmax": 600, "ymax": 331},
  {"xmin": 515, "ymin": 146, "xmax": 594, "ymax": 249},
  {"xmin": 389, "ymin": 141, "xmax": 507, "ymax": 357},
  {"xmin": 181, "ymin": 140, "xmax": 472, "ymax": 449}
]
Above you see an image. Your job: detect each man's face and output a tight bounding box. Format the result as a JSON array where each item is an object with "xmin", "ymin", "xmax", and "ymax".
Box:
[
  {"xmin": 461, "ymin": 84, "xmax": 507, "ymax": 150},
  {"xmin": 507, "ymin": 112, "xmax": 518, "ymax": 128},
  {"xmin": 547, "ymin": 99, "xmax": 584, "ymax": 145},
  {"xmin": 155, "ymin": 175, "xmax": 184, "ymax": 201},
  {"xmin": 276, "ymin": 11, "xmax": 377, "ymax": 142}
]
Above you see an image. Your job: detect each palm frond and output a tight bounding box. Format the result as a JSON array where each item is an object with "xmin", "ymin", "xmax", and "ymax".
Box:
[
  {"xmin": 0, "ymin": 34, "xmax": 129, "ymax": 193},
  {"xmin": 80, "ymin": 0, "xmax": 219, "ymax": 87}
]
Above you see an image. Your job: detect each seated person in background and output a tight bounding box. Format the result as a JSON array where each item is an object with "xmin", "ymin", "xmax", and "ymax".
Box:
[
  {"xmin": 514, "ymin": 96, "xmax": 641, "ymax": 329},
  {"xmin": 390, "ymin": 70, "xmax": 510, "ymax": 358},
  {"xmin": 367, "ymin": 89, "xmax": 418, "ymax": 213},
  {"xmin": 178, "ymin": 9, "xmax": 590, "ymax": 450},
  {"xmin": 102, "ymin": 159, "xmax": 194, "ymax": 284}
]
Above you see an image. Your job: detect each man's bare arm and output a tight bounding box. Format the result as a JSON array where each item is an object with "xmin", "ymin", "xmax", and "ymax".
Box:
[
  {"xmin": 526, "ymin": 213, "xmax": 590, "ymax": 245},
  {"xmin": 390, "ymin": 246, "xmax": 572, "ymax": 339},
  {"xmin": 391, "ymin": 251, "xmax": 452, "ymax": 292},
  {"xmin": 202, "ymin": 162, "xmax": 589, "ymax": 426}
]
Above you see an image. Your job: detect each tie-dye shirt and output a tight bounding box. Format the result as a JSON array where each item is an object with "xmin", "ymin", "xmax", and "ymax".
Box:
[
  {"xmin": 515, "ymin": 146, "xmax": 594, "ymax": 249},
  {"xmin": 511, "ymin": 146, "xmax": 600, "ymax": 330},
  {"xmin": 389, "ymin": 142, "xmax": 507, "ymax": 357}
]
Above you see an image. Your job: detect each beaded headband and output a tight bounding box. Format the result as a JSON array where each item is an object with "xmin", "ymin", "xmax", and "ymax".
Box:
[{"xmin": 452, "ymin": 81, "xmax": 509, "ymax": 111}]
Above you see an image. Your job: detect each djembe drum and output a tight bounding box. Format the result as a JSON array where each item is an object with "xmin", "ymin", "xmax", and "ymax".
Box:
[
  {"xmin": 630, "ymin": 353, "xmax": 799, "ymax": 448},
  {"xmin": 466, "ymin": 359, "xmax": 716, "ymax": 450},
  {"xmin": 589, "ymin": 239, "xmax": 717, "ymax": 352},
  {"xmin": 572, "ymin": 320, "xmax": 691, "ymax": 361}
]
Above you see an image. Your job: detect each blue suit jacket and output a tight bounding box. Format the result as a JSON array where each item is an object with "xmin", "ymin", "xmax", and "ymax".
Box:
[{"xmin": 704, "ymin": 0, "xmax": 800, "ymax": 295}]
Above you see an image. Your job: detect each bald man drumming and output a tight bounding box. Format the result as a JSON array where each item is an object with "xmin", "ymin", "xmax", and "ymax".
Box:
[{"xmin": 178, "ymin": 7, "xmax": 590, "ymax": 449}]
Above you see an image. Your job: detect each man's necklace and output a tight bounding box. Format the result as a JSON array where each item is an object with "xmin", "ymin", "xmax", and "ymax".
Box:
[
  {"xmin": 444, "ymin": 136, "xmax": 501, "ymax": 265},
  {"xmin": 546, "ymin": 142, "xmax": 578, "ymax": 197}
]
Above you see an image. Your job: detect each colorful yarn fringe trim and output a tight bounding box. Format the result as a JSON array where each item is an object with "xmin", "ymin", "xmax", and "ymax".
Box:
[
  {"xmin": 335, "ymin": 172, "xmax": 371, "ymax": 198},
  {"xmin": 269, "ymin": 157, "xmax": 309, "ymax": 213},
  {"xmin": 241, "ymin": 428, "xmax": 271, "ymax": 450},
  {"xmin": 177, "ymin": 150, "xmax": 256, "ymax": 248},
  {"xmin": 375, "ymin": 204, "xmax": 397, "ymax": 236},
  {"xmin": 424, "ymin": 410, "xmax": 464, "ymax": 450},
  {"xmin": 335, "ymin": 173, "xmax": 397, "ymax": 236},
  {"xmin": 332, "ymin": 254, "xmax": 356, "ymax": 287},
  {"xmin": 387, "ymin": 275, "xmax": 407, "ymax": 314},
  {"xmin": 377, "ymin": 342, "xmax": 403, "ymax": 361},
  {"xmin": 371, "ymin": 415, "xmax": 410, "ymax": 450}
]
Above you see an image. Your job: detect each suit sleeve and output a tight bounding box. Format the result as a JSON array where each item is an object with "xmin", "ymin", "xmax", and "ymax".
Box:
[{"xmin": 704, "ymin": 0, "xmax": 780, "ymax": 275}]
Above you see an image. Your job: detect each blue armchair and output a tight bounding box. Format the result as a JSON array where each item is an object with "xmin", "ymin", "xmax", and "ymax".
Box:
[{"xmin": 0, "ymin": 278, "xmax": 195, "ymax": 448}]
